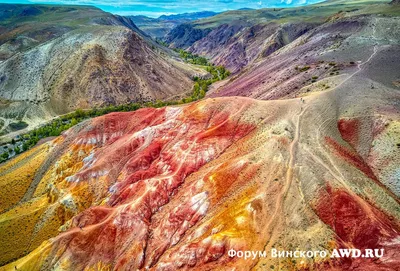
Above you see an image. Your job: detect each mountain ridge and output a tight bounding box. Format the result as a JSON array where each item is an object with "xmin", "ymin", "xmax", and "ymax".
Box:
[
  {"xmin": 129, "ymin": 11, "xmax": 218, "ymax": 39},
  {"xmin": 158, "ymin": 11, "xmax": 218, "ymax": 21}
]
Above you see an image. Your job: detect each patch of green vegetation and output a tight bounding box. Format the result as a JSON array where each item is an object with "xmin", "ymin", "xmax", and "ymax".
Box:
[
  {"xmin": 174, "ymin": 49, "xmax": 209, "ymax": 66},
  {"xmin": 0, "ymin": 5, "xmax": 104, "ymax": 27},
  {"xmin": 174, "ymin": 49, "xmax": 230, "ymax": 102},
  {"xmin": 297, "ymin": 66, "xmax": 310, "ymax": 72},
  {"xmin": 17, "ymin": 105, "xmax": 142, "ymax": 153},
  {"xmin": 1, "ymin": 151, "xmax": 9, "ymax": 161},
  {"xmin": 0, "ymin": 4, "xmax": 120, "ymax": 55},
  {"xmin": 155, "ymin": 39, "xmax": 169, "ymax": 47}
]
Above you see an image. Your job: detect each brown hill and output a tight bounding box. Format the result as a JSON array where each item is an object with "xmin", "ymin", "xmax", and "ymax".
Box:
[{"xmin": 0, "ymin": 4, "xmax": 204, "ymax": 137}]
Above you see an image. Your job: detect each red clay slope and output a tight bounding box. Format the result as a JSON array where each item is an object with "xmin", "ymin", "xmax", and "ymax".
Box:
[{"xmin": 0, "ymin": 93, "xmax": 399, "ymax": 270}]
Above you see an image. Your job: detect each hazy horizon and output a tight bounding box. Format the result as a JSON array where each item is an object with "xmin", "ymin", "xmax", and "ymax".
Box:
[{"xmin": 0, "ymin": 0, "xmax": 326, "ymax": 17}]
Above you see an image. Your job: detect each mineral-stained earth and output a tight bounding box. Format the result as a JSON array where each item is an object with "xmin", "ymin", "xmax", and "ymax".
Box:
[{"xmin": 1, "ymin": 78, "xmax": 399, "ymax": 270}]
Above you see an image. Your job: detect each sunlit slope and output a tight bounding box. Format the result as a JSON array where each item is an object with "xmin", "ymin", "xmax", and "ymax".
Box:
[{"xmin": 0, "ymin": 84, "xmax": 399, "ymax": 270}]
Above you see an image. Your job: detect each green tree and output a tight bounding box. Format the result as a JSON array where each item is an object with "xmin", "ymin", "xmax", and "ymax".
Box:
[
  {"xmin": 70, "ymin": 118, "xmax": 78, "ymax": 126},
  {"xmin": 1, "ymin": 152, "xmax": 8, "ymax": 160}
]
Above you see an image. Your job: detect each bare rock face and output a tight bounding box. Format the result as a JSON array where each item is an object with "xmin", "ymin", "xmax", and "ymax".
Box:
[{"xmin": 391, "ymin": 0, "xmax": 400, "ymax": 5}]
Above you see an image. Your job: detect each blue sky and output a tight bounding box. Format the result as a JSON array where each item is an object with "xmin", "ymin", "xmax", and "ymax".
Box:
[{"xmin": 0, "ymin": 0, "xmax": 325, "ymax": 17}]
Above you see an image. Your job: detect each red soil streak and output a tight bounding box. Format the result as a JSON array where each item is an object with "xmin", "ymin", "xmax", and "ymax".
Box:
[
  {"xmin": 46, "ymin": 106, "xmax": 256, "ymax": 270},
  {"xmin": 79, "ymin": 108, "xmax": 167, "ymax": 146},
  {"xmin": 314, "ymin": 185, "xmax": 400, "ymax": 271},
  {"xmin": 317, "ymin": 186, "xmax": 399, "ymax": 249},
  {"xmin": 150, "ymin": 165, "xmax": 262, "ymax": 270},
  {"xmin": 325, "ymin": 136, "xmax": 378, "ymax": 181},
  {"xmin": 338, "ymin": 119, "xmax": 359, "ymax": 148}
]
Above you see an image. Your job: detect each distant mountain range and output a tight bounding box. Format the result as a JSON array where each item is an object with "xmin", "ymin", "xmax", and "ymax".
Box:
[
  {"xmin": 129, "ymin": 11, "xmax": 219, "ymax": 38},
  {"xmin": 158, "ymin": 11, "xmax": 218, "ymax": 21}
]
